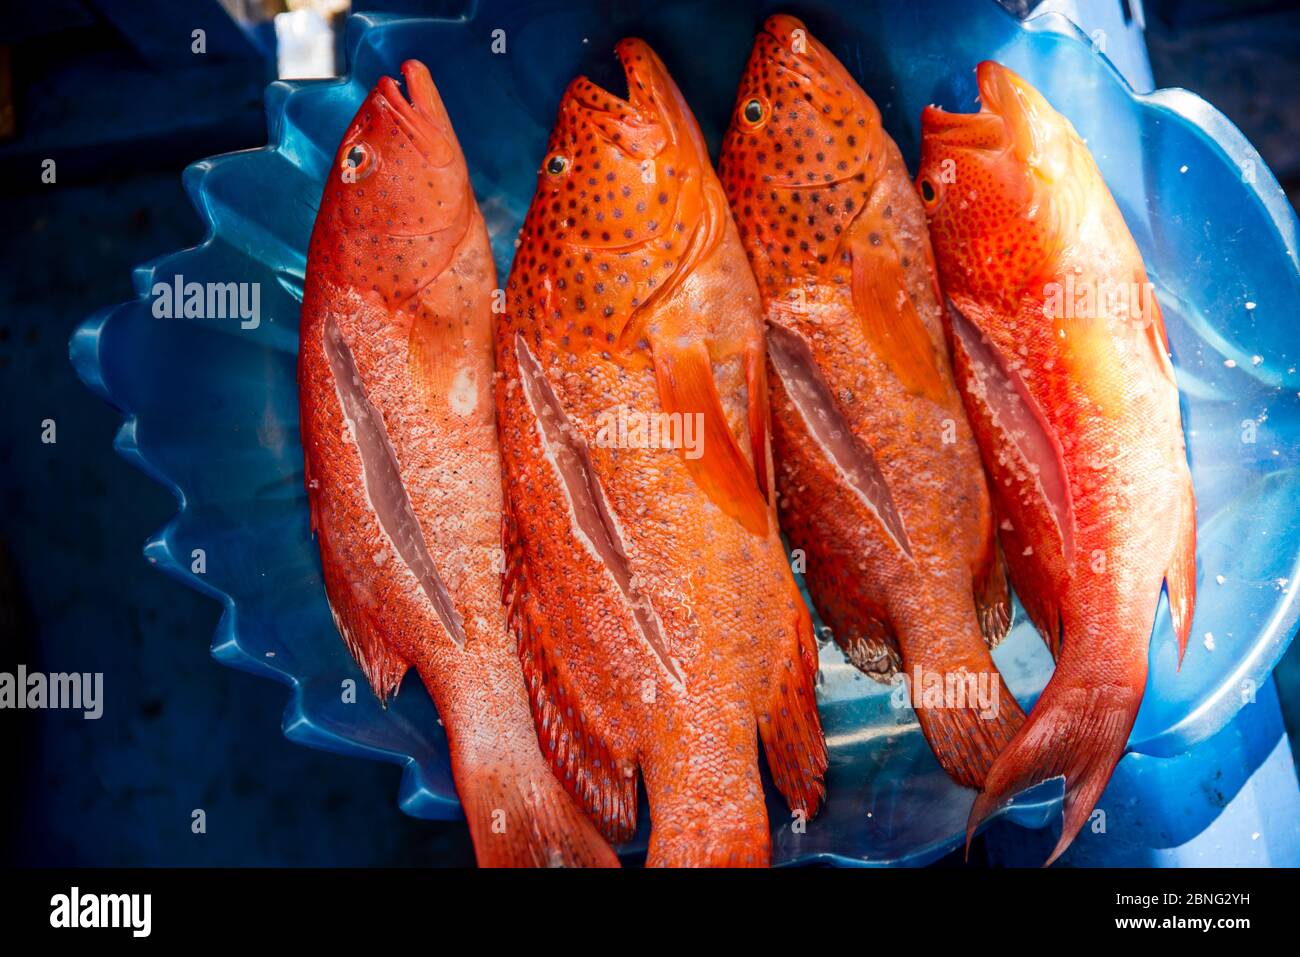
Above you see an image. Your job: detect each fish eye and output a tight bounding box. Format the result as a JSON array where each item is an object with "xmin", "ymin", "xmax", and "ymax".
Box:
[
  {"xmin": 741, "ymin": 97, "xmax": 767, "ymax": 127},
  {"xmin": 919, "ymin": 177, "xmax": 938, "ymax": 205},
  {"xmin": 342, "ymin": 142, "xmax": 374, "ymax": 181},
  {"xmin": 545, "ymin": 153, "xmax": 570, "ymax": 176}
]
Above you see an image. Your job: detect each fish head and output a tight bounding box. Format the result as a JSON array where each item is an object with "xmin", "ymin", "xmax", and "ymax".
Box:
[
  {"xmin": 917, "ymin": 61, "xmax": 1082, "ymax": 303},
  {"xmin": 513, "ymin": 38, "xmax": 719, "ymax": 356},
  {"xmin": 312, "ymin": 60, "xmax": 472, "ymax": 307},
  {"xmin": 719, "ymin": 14, "xmax": 885, "ymax": 279}
]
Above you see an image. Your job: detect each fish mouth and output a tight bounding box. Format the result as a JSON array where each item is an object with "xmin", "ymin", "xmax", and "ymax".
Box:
[
  {"xmin": 563, "ymin": 38, "xmax": 702, "ymax": 161},
  {"xmin": 757, "ymin": 14, "xmax": 823, "ymax": 85},
  {"xmin": 920, "ymin": 107, "xmax": 1005, "ymax": 154},
  {"xmin": 921, "ymin": 61, "xmax": 1049, "ymax": 157},
  {"xmin": 758, "ymin": 14, "xmax": 864, "ymax": 104},
  {"xmin": 374, "ymin": 60, "xmax": 458, "ymax": 167}
]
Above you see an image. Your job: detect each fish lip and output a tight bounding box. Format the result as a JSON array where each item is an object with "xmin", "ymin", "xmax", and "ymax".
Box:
[
  {"xmin": 614, "ymin": 37, "xmax": 674, "ymax": 119},
  {"xmin": 975, "ymin": 60, "xmax": 1027, "ymax": 120},
  {"xmin": 737, "ymin": 13, "xmax": 823, "ymax": 95},
  {"xmin": 757, "ymin": 13, "xmax": 856, "ymax": 94},
  {"xmin": 762, "ymin": 12, "xmax": 808, "ymax": 42},
  {"xmin": 564, "ymin": 38, "xmax": 696, "ymax": 158},
  {"xmin": 757, "ymin": 12, "xmax": 815, "ymax": 83},
  {"xmin": 919, "ymin": 100, "xmax": 1007, "ymax": 152},
  {"xmin": 920, "ymin": 61, "xmax": 1036, "ymax": 147},
  {"xmin": 373, "ymin": 60, "xmax": 457, "ymax": 167}
]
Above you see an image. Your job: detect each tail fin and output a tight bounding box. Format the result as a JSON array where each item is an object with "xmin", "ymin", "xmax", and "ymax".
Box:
[
  {"xmin": 966, "ymin": 676, "xmax": 1142, "ymax": 866},
  {"xmin": 897, "ymin": 600, "xmax": 1025, "ymax": 789},
  {"xmin": 456, "ymin": 763, "xmax": 621, "ymax": 868},
  {"xmin": 758, "ymin": 597, "xmax": 828, "ymax": 817},
  {"xmin": 646, "ymin": 823, "xmax": 770, "ymax": 868},
  {"xmin": 913, "ymin": 684, "xmax": 1025, "ymax": 790},
  {"xmin": 642, "ymin": 707, "xmax": 773, "ymax": 867},
  {"xmin": 641, "ymin": 777, "xmax": 772, "ymax": 868}
]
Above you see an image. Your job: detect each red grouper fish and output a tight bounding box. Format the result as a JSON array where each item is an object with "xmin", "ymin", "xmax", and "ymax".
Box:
[
  {"xmin": 298, "ymin": 60, "xmax": 618, "ymax": 867},
  {"xmin": 717, "ymin": 15, "xmax": 1024, "ymax": 787},
  {"xmin": 495, "ymin": 39, "xmax": 828, "ymax": 867},
  {"xmin": 918, "ymin": 62, "xmax": 1197, "ymax": 863}
]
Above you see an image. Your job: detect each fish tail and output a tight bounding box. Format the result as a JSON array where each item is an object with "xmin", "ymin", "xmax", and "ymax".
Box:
[
  {"xmin": 757, "ymin": 598, "xmax": 828, "ymax": 817},
  {"xmin": 966, "ymin": 631, "xmax": 1146, "ymax": 866},
  {"xmin": 910, "ymin": 681, "xmax": 1025, "ymax": 791},
  {"xmin": 646, "ymin": 821, "xmax": 770, "ymax": 868},
  {"xmin": 642, "ymin": 713, "xmax": 772, "ymax": 867},
  {"xmin": 454, "ymin": 759, "xmax": 621, "ymax": 869},
  {"xmin": 897, "ymin": 601, "xmax": 1025, "ymax": 789}
]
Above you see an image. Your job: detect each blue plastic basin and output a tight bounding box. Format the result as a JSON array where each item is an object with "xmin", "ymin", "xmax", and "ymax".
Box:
[{"xmin": 71, "ymin": 0, "xmax": 1300, "ymax": 865}]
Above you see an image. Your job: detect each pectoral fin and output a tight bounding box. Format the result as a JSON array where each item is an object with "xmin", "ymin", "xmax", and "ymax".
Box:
[
  {"xmin": 849, "ymin": 234, "xmax": 949, "ymax": 407},
  {"xmin": 652, "ymin": 336, "xmax": 769, "ymax": 536},
  {"xmin": 1137, "ymin": 275, "xmax": 1180, "ymax": 391},
  {"xmin": 745, "ymin": 341, "xmax": 772, "ymax": 505},
  {"xmin": 408, "ymin": 312, "xmax": 492, "ymax": 424}
]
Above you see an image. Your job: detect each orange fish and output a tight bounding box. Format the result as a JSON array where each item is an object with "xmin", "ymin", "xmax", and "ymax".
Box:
[
  {"xmin": 496, "ymin": 39, "xmax": 827, "ymax": 867},
  {"xmin": 918, "ymin": 62, "xmax": 1197, "ymax": 864},
  {"xmin": 718, "ymin": 15, "xmax": 1023, "ymax": 788},
  {"xmin": 298, "ymin": 61, "xmax": 618, "ymax": 868}
]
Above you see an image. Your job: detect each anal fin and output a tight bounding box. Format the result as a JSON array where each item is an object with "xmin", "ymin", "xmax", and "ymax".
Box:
[
  {"xmin": 900, "ymin": 605, "xmax": 1025, "ymax": 788},
  {"xmin": 837, "ymin": 616, "xmax": 902, "ymax": 680},
  {"xmin": 317, "ymin": 542, "xmax": 410, "ymax": 703}
]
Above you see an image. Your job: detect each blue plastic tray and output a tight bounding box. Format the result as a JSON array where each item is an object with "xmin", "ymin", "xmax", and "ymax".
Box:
[{"xmin": 71, "ymin": 0, "xmax": 1300, "ymax": 865}]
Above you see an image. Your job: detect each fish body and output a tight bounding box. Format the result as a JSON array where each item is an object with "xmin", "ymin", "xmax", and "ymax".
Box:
[
  {"xmin": 298, "ymin": 61, "xmax": 618, "ymax": 867},
  {"xmin": 496, "ymin": 39, "xmax": 827, "ymax": 867},
  {"xmin": 718, "ymin": 16, "xmax": 1023, "ymax": 787},
  {"xmin": 918, "ymin": 62, "xmax": 1197, "ymax": 863}
]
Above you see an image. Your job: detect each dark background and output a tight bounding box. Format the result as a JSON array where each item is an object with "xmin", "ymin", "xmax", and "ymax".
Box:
[{"xmin": 1, "ymin": 0, "xmax": 1298, "ymax": 866}]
